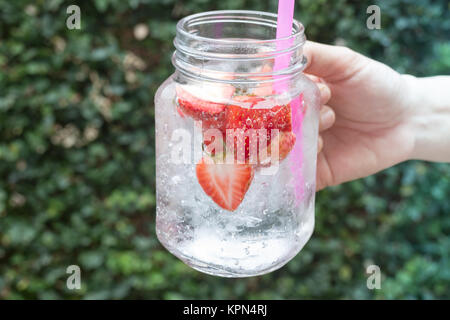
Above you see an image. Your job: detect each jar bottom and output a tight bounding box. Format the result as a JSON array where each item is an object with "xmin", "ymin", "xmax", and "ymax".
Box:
[{"xmin": 156, "ymin": 212, "xmax": 314, "ymax": 278}]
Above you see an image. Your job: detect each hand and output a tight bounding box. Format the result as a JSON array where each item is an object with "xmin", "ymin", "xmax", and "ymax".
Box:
[{"xmin": 305, "ymin": 41, "xmax": 419, "ymax": 190}]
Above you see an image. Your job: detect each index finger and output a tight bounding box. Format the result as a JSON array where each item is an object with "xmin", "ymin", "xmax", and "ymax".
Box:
[{"xmin": 303, "ymin": 41, "xmax": 363, "ymax": 82}]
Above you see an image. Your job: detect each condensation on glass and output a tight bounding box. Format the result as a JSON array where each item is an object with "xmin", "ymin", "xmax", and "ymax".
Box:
[{"xmin": 154, "ymin": 10, "xmax": 320, "ymax": 277}]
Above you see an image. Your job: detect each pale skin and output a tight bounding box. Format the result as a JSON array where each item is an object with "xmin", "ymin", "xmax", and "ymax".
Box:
[{"xmin": 306, "ymin": 41, "xmax": 450, "ymax": 190}]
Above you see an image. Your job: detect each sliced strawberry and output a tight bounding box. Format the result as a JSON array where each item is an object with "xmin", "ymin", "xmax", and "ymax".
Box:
[
  {"xmin": 277, "ymin": 131, "xmax": 297, "ymax": 161},
  {"xmin": 175, "ymin": 84, "xmax": 234, "ymax": 130},
  {"xmin": 176, "ymin": 105, "xmax": 185, "ymax": 118},
  {"xmin": 224, "ymin": 130, "xmax": 259, "ymax": 164},
  {"xmin": 202, "ymin": 127, "xmax": 225, "ymax": 157},
  {"xmin": 176, "ymin": 85, "xmax": 224, "ymax": 113},
  {"xmin": 225, "ymin": 104, "xmax": 292, "ymax": 132},
  {"xmin": 177, "ymin": 79, "xmax": 235, "ymax": 100},
  {"xmin": 259, "ymin": 131, "xmax": 297, "ymax": 166},
  {"xmin": 223, "ymin": 103, "xmax": 293, "ymax": 163},
  {"xmin": 196, "ymin": 156, "xmax": 254, "ymax": 211}
]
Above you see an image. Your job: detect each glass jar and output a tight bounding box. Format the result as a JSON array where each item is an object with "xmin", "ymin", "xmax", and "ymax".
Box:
[{"xmin": 154, "ymin": 10, "xmax": 320, "ymax": 277}]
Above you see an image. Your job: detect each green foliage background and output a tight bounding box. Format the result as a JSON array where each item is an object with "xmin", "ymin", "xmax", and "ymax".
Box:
[{"xmin": 0, "ymin": 0, "xmax": 449, "ymax": 299}]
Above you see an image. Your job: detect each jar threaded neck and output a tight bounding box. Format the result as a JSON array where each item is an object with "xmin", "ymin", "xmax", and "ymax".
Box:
[{"xmin": 172, "ymin": 10, "xmax": 306, "ymax": 84}]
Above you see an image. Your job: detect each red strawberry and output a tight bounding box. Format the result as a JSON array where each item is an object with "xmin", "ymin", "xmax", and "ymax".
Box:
[
  {"xmin": 176, "ymin": 85, "xmax": 227, "ymax": 114},
  {"xmin": 223, "ymin": 104, "xmax": 293, "ymax": 163},
  {"xmin": 176, "ymin": 85, "xmax": 228, "ymax": 128},
  {"xmin": 176, "ymin": 105, "xmax": 185, "ymax": 118},
  {"xmin": 276, "ymin": 131, "xmax": 297, "ymax": 161},
  {"xmin": 196, "ymin": 156, "xmax": 254, "ymax": 211},
  {"xmin": 259, "ymin": 131, "xmax": 297, "ymax": 166},
  {"xmin": 225, "ymin": 104, "xmax": 292, "ymax": 132},
  {"xmin": 202, "ymin": 127, "xmax": 225, "ymax": 157}
]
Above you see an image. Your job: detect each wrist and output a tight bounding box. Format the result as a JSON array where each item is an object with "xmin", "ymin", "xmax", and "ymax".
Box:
[{"xmin": 404, "ymin": 74, "xmax": 450, "ymax": 162}]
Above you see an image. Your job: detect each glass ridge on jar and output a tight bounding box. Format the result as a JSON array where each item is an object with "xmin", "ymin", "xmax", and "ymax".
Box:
[{"xmin": 154, "ymin": 10, "xmax": 320, "ymax": 277}]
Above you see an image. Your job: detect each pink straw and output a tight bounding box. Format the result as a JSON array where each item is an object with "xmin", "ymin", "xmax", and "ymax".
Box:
[
  {"xmin": 273, "ymin": 0, "xmax": 296, "ymax": 82},
  {"xmin": 274, "ymin": 0, "xmax": 305, "ymax": 202}
]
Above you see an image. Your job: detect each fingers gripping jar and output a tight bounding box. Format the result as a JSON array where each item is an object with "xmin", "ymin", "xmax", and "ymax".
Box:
[{"xmin": 154, "ymin": 11, "xmax": 320, "ymax": 277}]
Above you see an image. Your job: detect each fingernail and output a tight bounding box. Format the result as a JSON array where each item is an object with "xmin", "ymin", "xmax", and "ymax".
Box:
[
  {"xmin": 317, "ymin": 83, "xmax": 331, "ymax": 103},
  {"xmin": 306, "ymin": 74, "xmax": 320, "ymax": 83},
  {"xmin": 317, "ymin": 136, "xmax": 323, "ymax": 153},
  {"xmin": 320, "ymin": 108, "xmax": 334, "ymax": 126}
]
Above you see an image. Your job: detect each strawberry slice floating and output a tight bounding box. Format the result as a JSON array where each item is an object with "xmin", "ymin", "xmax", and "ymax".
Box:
[
  {"xmin": 176, "ymin": 84, "xmax": 232, "ymax": 130},
  {"xmin": 196, "ymin": 156, "xmax": 254, "ymax": 211},
  {"xmin": 274, "ymin": 131, "xmax": 296, "ymax": 161},
  {"xmin": 176, "ymin": 85, "xmax": 228, "ymax": 114},
  {"xmin": 258, "ymin": 131, "xmax": 297, "ymax": 166},
  {"xmin": 177, "ymin": 82, "xmax": 298, "ymax": 210},
  {"xmin": 223, "ymin": 103, "xmax": 294, "ymax": 163},
  {"xmin": 225, "ymin": 104, "xmax": 293, "ymax": 132}
]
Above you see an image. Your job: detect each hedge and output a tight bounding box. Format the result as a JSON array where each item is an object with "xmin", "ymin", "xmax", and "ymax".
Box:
[{"xmin": 0, "ymin": 0, "xmax": 449, "ymax": 299}]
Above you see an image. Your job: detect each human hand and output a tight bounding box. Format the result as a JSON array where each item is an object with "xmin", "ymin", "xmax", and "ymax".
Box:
[{"xmin": 305, "ymin": 41, "xmax": 420, "ymax": 190}]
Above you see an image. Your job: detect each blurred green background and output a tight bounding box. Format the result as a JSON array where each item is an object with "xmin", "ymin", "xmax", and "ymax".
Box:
[{"xmin": 0, "ymin": 0, "xmax": 449, "ymax": 299}]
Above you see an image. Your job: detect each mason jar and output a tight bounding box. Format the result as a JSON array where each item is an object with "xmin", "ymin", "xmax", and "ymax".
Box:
[{"xmin": 154, "ymin": 10, "xmax": 320, "ymax": 277}]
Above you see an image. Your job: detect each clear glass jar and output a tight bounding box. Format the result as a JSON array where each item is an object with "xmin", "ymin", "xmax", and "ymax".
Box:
[{"xmin": 154, "ymin": 10, "xmax": 320, "ymax": 277}]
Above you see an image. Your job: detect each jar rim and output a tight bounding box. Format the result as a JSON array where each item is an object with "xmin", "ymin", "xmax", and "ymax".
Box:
[
  {"xmin": 176, "ymin": 10, "xmax": 305, "ymax": 46},
  {"xmin": 173, "ymin": 10, "xmax": 307, "ymax": 84}
]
